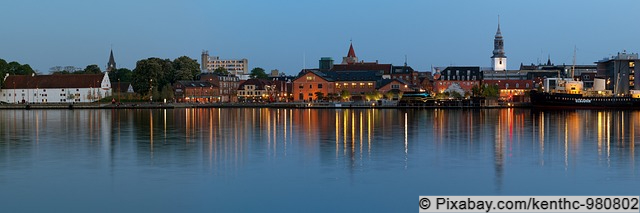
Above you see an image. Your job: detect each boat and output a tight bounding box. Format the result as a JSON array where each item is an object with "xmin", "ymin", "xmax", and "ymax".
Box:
[
  {"xmin": 530, "ymin": 49, "xmax": 640, "ymax": 109},
  {"xmin": 530, "ymin": 77, "xmax": 640, "ymax": 109}
]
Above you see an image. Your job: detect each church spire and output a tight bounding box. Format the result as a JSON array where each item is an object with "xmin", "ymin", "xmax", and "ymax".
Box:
[
  {"xmin": 342, "ymin": 41, "xmax": 359, "ymax": 64},
  {"xmin": 107, "ymin": 49, "xmax": 116, "ymax": 72},
  {"xmin": 491, "ymin": 16, "xmax": 507, "ymax": 71}
]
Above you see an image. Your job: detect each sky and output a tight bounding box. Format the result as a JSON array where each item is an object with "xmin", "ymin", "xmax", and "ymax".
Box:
[{"xmin": 1, "ymin": 0, "xmax": 639, "ymax": 75}]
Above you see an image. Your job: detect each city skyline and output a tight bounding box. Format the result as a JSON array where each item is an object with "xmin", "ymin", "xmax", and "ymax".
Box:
[{"xmin": 1, "ymin": 0, "xmax": 639, "ymax": 75}]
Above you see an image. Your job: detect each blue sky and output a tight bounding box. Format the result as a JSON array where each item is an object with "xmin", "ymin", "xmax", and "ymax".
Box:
[{"xmin": 1, "ymin": 0, "xmax": 639, "ymax": 74}]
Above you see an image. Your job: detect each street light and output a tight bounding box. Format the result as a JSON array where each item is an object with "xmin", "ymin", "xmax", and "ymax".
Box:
[{"xmin": 150, "ymin": 79, "xmax": 153, "ymax": 103}]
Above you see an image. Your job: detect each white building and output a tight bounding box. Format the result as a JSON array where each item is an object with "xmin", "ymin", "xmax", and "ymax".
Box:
[
  {"xmin": 201, "ymin": 50, "xmax": 249, "ymax": 78},
  {"xmin": 1, "ymin": 73, "xmax": 111, "ymax": 103}
]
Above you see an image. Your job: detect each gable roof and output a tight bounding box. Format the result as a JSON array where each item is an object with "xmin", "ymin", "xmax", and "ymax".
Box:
[
  {"xmin": 3, "ymin": 74, "xmax": 105, "ymax": 89},
  {"xmin": 376, "ymin": 79, "xmax": 410, "ymax": 89},
  {"xmin": 347, "ymin": 43, "xmax": 356, "ymax": 58}
]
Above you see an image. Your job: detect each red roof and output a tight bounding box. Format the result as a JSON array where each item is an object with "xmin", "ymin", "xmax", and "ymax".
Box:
[
  {"xmin": 347, "ymin": 43, "xmax": 356, "ymax": 58},
  {"xmin": 3, "ymin": 74, "xmax": 105, "ymax": 89}
]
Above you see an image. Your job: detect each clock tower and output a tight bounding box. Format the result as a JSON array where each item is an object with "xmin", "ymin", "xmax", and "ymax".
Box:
[{"xmin": 491, "ymin": 19, "xmax": 507, "ymax": 71}]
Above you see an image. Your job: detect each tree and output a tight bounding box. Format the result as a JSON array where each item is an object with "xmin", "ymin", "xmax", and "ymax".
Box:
[
  {"xmin": 340, "ymin": 90, "xmax": 351, "ymax": 101},
  {"xmin": 471, "ymin": 84, "xmax": 482, "ymax": 97},
  {"xmin": 365, "ymin": 91, "xmax": 383, "ymax": 101},
  {"xmin": 83, "ymin": 64, "xmax": 102, "ymax": 74},
  {"xmin": 160, "ymin": 84, "xmax": 175, "ymax": 101},
  {"xmin": 213, "ymin": 67, "xmax": 229, "ymax": 75},
  {"xmin": 482, "ymin": 85, "xmax": 499, "ymax": 98},
  {"xmin": 384, "ymin": 91, "xmax": 393, "ymax": 100},
  {"xmin": 314, "ymin": 91, "xmax": 324, "ymax": 101},
  {"xmin": 172, "ymin": 56, "xmax": 200, "ymax": 82},
  {"xmin": 0, "ymin": 59, "xmax": 35, "ymax": 87},
  {"xmin": 132, "ymin": 58, "xmax": 173, "ymax": 96},
  {"xmin": 249, "ymin": 67, "xmax": 268, "ymax": 79},
  {"xmin": 109, "ymin": 68, "xmax": 133, "ymax": 83}
]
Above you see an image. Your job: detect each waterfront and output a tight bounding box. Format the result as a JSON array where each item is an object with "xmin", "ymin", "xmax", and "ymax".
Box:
[{"xmin": 0, "ymin": 108, "xmax": 638, "ymax": 212}]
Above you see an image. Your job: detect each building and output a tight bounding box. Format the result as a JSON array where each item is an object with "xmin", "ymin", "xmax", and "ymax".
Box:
[
  {"xmin": 376, "ymin": 79, "xmax": 413, "ymax": 94},
  {"xmin": 237, "ymin": 79, "xmax": 276, "ymax": 102},
  {"xmin": 112, "ymin": 82, "xmax": 134, "ymax": 94},
  {"xmin": 1, "ymin": 74, "xmax": 111, "ymax": 103},
  {"xmin": 596, "ymin": 52, "xmax": 640, "ymax": 95},
  {"xmin": 491, "ymin": 20, "xmax": 507, "ymax": 71},
  {"xmin": 197, "ymin": 73, "xmax": 240, "ymax": 102},
  {"xmin": 201, "ymin": 50, "xmax": 249, "ymax": 78},
  {"xmin": 319, "ymin": 57, "xmax": 334, "ymax": 71},
  {"xmin": 342, "ymin": 42, "xmax": 358, "ymax": 64},
  {"xmin": 292, "ymin": 70, "xmax": 334, "ymax": 101},
  {"xmin": 390, "ymin": 65, "xmax": 419, "ymax": 86},
  {"xmin": 482, "ymin": 79, "xmax": 534, "ymax": 101},
  {"xmin": 107, "ymin": 49, "xmax": 116, "ymax": 72},
  {"xmin": 173, "ymin": 81, "xmax": 219, "ymax": 103},
  {"xmin": 433, "ymin": 66, "xmax": 482, "ymax": 94}
]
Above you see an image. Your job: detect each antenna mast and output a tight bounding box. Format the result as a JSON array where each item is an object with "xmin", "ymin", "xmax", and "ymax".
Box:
[{"xmin": 571, "ymin": 46, "xmax": 576, "ymax": 79}]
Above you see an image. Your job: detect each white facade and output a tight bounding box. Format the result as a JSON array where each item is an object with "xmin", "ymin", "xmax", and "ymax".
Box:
[
  {"xmin": 492, "ymin": 57, "xmax": 507, "ymax": 71},
  {"xmin": 1, "ymin": 74, "xmax": 112, "ymax": 103}
]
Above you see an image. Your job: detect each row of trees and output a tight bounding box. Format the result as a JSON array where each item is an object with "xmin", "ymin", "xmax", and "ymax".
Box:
[
  {"xmin": 212, "ymin": 66, "xmax": 269, "ymax": 79},
  {"xmin": 50, "ymin": 65, "xmax": 102, "ymax": 75},
  {"xmin": 311, "ymin": 90, "xmax": 400, "ymax": 102},
  {"xmin": 131, "ymin": 56, "xmax": 200, "ymax": 97},
  {"xmin": 0, "ymin": 59, "xmax": 36, "ymax": 87}
]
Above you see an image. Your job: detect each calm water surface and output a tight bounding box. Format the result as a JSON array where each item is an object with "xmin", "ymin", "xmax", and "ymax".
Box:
[{"xmin": 0, "ymin": 108, "xmax": 638, "ymax": 212}]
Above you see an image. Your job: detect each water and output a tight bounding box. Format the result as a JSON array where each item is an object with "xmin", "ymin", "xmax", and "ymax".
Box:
[{"xmin": 0, "ymin": 108, "xmax": 638, "ymax": 212}]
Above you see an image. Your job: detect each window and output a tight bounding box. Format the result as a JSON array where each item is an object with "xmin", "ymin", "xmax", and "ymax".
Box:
[
  {"xmin": 299, "ymin": 84, "xmax": 304, "ymax": 89},
  {"xmin": 367, "ymin": 83, "xmax": 373, "ymax": 88},
  {"xmin": 360, "ymin": 83, "xmax": 364, "ymax": 88},
  {"xmin": 318, "ymin": 84, "xmax": 323, "ymax": 89},
  {"xmin": 505, "ymin": 83, "xmax": 509, "ymax": 88},
  {"xmin": 309, "ymin": 84, "xmax": 313, "ymax": 89},
  {"xmin": 526, "ymin": 83, "xmax": 530, "ymax": 88},
  {"xmin": 391, "ymin": 84, "xmax": 400, "ymax": 89},
  {"xmin": 306, "ymin": 76, "xmax": 314, "ymax": 81},
  {"xmin": 516, "ymin": 83, "xmax": 519, "ymax": 88}
]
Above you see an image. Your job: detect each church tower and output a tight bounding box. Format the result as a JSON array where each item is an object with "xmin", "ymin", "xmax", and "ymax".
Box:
[
  {"xmin": 342, "ymin": 42, "xmax": 358, "ymax": 64},
  {"xmin": 491, "ymin": 19, "xmax": 507, "ymax": 71},
  {"xmin": 107, "ymin": 49, "xmax": 116, "ymax": 72}
]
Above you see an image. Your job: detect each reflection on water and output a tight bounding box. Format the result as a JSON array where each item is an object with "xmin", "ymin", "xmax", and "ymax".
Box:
[{"xmin": 0, "ymin": 108, "xmax": 639, "ymax": 212}]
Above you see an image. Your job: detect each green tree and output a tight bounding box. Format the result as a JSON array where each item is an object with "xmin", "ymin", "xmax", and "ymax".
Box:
[
  {"xmin": 213, "ymin": 67, "xmax": 229, "ymax": 75},
  {"xmin": 340, "ymin": 90, "xmax": 351, "ymax": 101},
  {"xmin": 482, "ymin": 85, "xmax": 499, "ymax": 98},
  {"xmin": 0, "ymin": 59, "xmax": 36, "ymax": 87},
  {"xmin": 83, "ymin": 64, "xmax": 102, "ymax": 74},
  {"xmin": 132, "ymin": 58, "xmax": 173, "ymax": 96},
  {"xmin": 314, "ymin": 91, "xmax": 324, "ymax": 101},
  {"xmin": 172, "ymin": 56, "xmax": 200, "ymax": 82},
  {"xmin": 249, "ymin": 67, "xmax": 268, "ymax": 79},
  {"xmin": 471, "ymin": 84, "xmax": 482, "ymax": 97},
  {"xmin": 160, "ymin": 84, "xmax": 175, "ymax": 101},
  {"xmin": 109, "ymin": 68, "xmax": 133, "ymax": 83}
]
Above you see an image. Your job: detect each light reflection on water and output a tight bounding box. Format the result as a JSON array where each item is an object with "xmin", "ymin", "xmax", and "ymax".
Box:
[{"xmin": 0, "ymin": 108, "xmax": 638, "ymax": 212}]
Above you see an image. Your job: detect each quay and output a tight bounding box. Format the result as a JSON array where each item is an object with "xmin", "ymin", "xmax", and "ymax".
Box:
[{"xmin": 0, "ymin": 101, "xmax": 531, "ymax": 110}]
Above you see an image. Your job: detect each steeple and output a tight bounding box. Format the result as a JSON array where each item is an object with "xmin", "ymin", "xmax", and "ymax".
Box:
[
  {"xmin": 347, "ymin": 43, "xmax": 356, "ymax": 58},
  {"xmin": 107, "ymin": 49, "xmax": 116, "ymax": 72},
  {"xmin": 491, "ymin": 16, "xmax": 507, "ymax": 71},
  {"xmin": 342, "ymin": 41, "xmax": 359, "ymax": 64}
]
